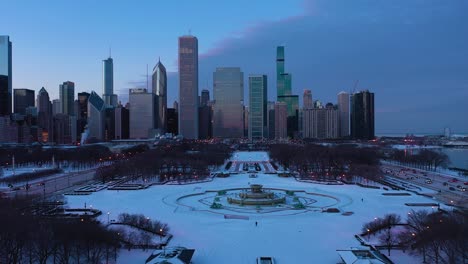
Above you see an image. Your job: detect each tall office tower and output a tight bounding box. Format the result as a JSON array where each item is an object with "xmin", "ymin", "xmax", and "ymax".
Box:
[
  {"xmin": 303, "ymin": 89, "xmax": 313, "ymax": 109},
  {"xmin": 76, "ymin": 92, "xmax": 90, "ymax": 137},
  {"xmin": 276, "ymin": 46, "xmax": 292, "ymax": 97},
  {"xmin": 59, "ymin": 81, "xmax": 75, "ymax": 116},
  {"xmin": 248, "ymin": 75, "xmax": 267, "ymax": 141},
  {"xmin": 200, "ymin": 89, "xmax": 210, "ymax": 106},
  {"xmin": 104, "ymin": 108, "xmax": 115, "ymax": 141},
  {"xmin": 52, "ymin": 99, "xmax": 61, "ymax": 115},
  {"xmin": 152, "ymin": 59, "xmax": 167, "ymax": 132},
  {"xmin": 302, "ymin": 104, "xmax": 339, "ymax": 139},
  {"xmin": 37, "ymin": 87, "xmax": 52, "ymax": 141},
  {"xmin": 351, "ymin": 90, "xmax": 375, "ymax": 140},
  {"xmin": 198, "ymin": 104, "xmax": 212, "ymax": 139},
  {"xmin": 166, "ymin": 108, "xmax": 178, "ymax": 135},
  {"xmin": 115, "ymin": 104, "xmax": 129, "ymax": 140},
  {"xmin": 0, "ymin": 36, "xmax": 12, "ymax": 116},
  {"xmin": 87, "ymin": 91, "xmax": 105, "ymax": 141},
  {"xmin": 337, "ymin": 91, "xmax": 350, "ymax": 137},
  {"xmin": 129, "ymin": 88, "xmax": 154, "ymax": 139},
  {"xmin": 178, "ymin": 35, "xmax": 198, "ymax": 139},
  {"xmin": 267, "ymin": 101, "xmax": 275, "ymax": 139},
  {"xmin": 274, "ymin": 102, "xmax": 287, "ymax": 139},
  {"xmin": 102, "ymin": 57, "xmax": 117, "ymax": 107},
  {"xmin": 52, "ymin": 114, "xmax": 72, "ymax": 144},
  {"xmin": 243, "ymin": 106, "xmax": 249, "ymax": 138},
  {"xmin": 213, "ymin": 67, "xmax": 244, "ymax": 138},
  {"xmin": 13, "ymin": 89, "xmax": 35, "ymax": 115},
  {"xmin": 276, "ymin": 46, "xmax": 299, "ymax": 138}
]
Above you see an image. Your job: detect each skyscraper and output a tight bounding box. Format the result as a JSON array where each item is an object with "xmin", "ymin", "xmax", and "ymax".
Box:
[
  {"xmin": 200, "ymin": 89, "xmax": 210, "ymax": 106},
  {"xmin": 13, "ymin": 89, "xmax": 35, "ymax": 115},
  {"xmin": 213, "ymin": 67, "xmax": 244, "ymax": 138},
  {"xmin": 351, "ymin": 90, "xmax": 375, "ymax": 140},
  {"xmin": 337, "ymin": 91, "xmax": 350, "ymax": 137},
  {"xmin": 303, "ymin": 89, "xmax": 313, "ymax": 109},
  {"xmin": 59, "ymin": 81, "xmax": 75, "ymax": 116},
  {"xmin": 37, "ymin": 87, "xmax": 52, "ymax": 141},
  {"xmin": 276, "ymin": 46, "xmax": 299, "ymax": 138},
  {"xmin": 129, "ymin": 88, "xmax": 154, "ymax": 139},
  {"xmin": 87, "ymin": 91, "xmax": 105, "ymax": 141},
  {"xmin": 0, "ymin": 36, "xmax": 12, "ymax": 116},
  {"xmin": 274, "ymin": 102, "xmax": 287, "ymax": 139},
  {"xmin": 276, "ymin": 46, "xmax": 291, "ymax": 97},
  {"xmin": 303, "ymin": 104, "xmax": 339, "ymax": 139},
  {"xmin": 267, "ymin": 101, "xmax": 275, "ymax": 139},
  {"xmin": 248, "ymin": 75, "xmax": 267, "ymax": 141},
  {"xmin": 115, "ymin": 104, "xmax": 129, "ymax": 140},
  {"xmin": 102, "ymin": 57, "xmax": 117, "ymax": 107},
  {"xmin": 152, "ymin": 59, "xmax": 167, "ymax": 132},
  {"xmin": 52, "ymin": 99, "xmax": 61, "ymax": 115},
  {"xmin": 178, "ymin": 35, "xmax": 198, "ymax": 139}
]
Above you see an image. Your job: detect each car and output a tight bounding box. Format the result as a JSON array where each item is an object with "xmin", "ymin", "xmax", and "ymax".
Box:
[
  {"xmin": 449, "ymin": 178, "xmax": 458, "ymax": 183},
  {"xmin": 443, "ymin": 182, "xmax": 448, "ymax": 186},
  {"xmin": 425, "ymin": 180, "xmax": 432, "ymax": 184},
  {"xmin": 449, "ymin": 187, "xmax": 456, "ymax": 191},
  {"xmin": 464, "ymin": 182, "xmax": 468, "ymax": 185}
]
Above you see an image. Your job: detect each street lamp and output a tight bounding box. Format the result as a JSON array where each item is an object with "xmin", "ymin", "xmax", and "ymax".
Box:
[
  {"xmin": 160, "ymin": 228, "xmax": 163, "ymax": 242},
  {"xmin": 107, "ymin": 212, "xmax": 110, "ymax": 224}
]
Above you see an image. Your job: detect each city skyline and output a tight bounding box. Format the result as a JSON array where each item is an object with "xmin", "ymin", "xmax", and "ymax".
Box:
[{"xmin": 1, "ymin": 1, "xmax": 467, "ymax": 134}]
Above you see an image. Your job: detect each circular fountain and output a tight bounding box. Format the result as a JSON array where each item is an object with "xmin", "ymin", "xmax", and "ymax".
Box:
[{"xmin": 227, "ymin": 184, "xmax": 286, "ymax": 206}]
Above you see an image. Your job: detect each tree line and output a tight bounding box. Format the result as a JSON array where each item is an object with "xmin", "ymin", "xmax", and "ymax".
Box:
[
  {"xmin": 269, "ymin": 144, "xmax": 382, "ymax": 182},
  {"xmin": 362, "ymin": 210, "xmax": 467, "ymax": 263},
  {"xmin": 96, "ymin": 143, "xmax": 233, "ymax": 183},
  {"xmin": 387, "ymin": 149, "xmax": 449, "ymax": 171},
  {"xmin": 0, "ymin": 198, "xmax": 120, "ymax": 264}
]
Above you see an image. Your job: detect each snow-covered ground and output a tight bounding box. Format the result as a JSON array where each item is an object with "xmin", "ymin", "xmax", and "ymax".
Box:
[{"xmin": 66, "ymin": 152, "xmax": 437, "ymax": 264}]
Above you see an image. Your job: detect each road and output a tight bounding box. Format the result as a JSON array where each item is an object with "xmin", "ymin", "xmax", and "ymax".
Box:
[
  {"xmin": 3, "ymin": 169, "xmax": 97, "ymax": 200},
  {"xmin": 381, "ymin": 163, "xmax": 468, "ymax": 209}
]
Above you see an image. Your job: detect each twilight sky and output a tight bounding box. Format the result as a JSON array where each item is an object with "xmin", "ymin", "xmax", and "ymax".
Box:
[{"xmin": 1, "ymin": 0, "xmax": 467, "ymax": 134}]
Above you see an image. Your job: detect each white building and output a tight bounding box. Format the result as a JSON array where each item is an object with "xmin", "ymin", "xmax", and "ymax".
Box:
[{"xmin": 303, "ymin": 105, "xmax": 339, "ymax": 139}]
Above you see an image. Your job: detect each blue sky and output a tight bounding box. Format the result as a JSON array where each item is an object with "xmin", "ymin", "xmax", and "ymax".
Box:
[{"xmin": 1, "ymin": 0, "xmax": 467, "ymax": 134}]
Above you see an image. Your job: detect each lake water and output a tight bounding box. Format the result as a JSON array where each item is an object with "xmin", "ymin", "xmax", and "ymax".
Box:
[{"xmin": 440, "ymin": 148, "xmax": 468, "ymax": 170}]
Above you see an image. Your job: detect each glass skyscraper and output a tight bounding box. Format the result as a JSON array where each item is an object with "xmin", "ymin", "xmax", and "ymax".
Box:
[
  {"xmin": 102, "ymin": 57, "xmax": 117, "ymax": 107},
  {"xmin": 59, "ymin": 81, "xmax": 75, "ymax": 116},
  {"xmin": 213, "ymin": 67, "xmax": 244, "ymax": 138},
  {"xmin": 248, "ymin": 75, "xmax": 267, "ymax": 140},
  {"xmin": 0, "ymin": 36, "xmax": 12, "ymax": 116},
  {"xmin": 351, "ymin": 90, "xmax": 375, "ymax": 140},
  {"xmin": 276, "ymin": 46, "xmax": 292, "ymax": 97},
  {"xmin": 178, "ymin": 35, "xmax": 198, "ymax": 139},
  {"xmin": 152, "ymin": 59, "xmax": 167, "ymax": 132},
  {"xmin": 13, "ymin": 88, "xmax": 35, "ymax": 115}
]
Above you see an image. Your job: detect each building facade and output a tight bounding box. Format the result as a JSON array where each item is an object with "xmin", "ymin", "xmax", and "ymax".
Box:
[
  {"xmin": 87, "ymin": 91, "xmax": 105, "ymax": 141},
  {"xmin": 13, "ymin": 89, "xmax": 35, "ymax": 115},
  {"xmin": 59, "ymin": 81, "xmax": 75, "ymax": 116},
  {"xmin": 303, "ymin": 89, "xmax": 313, "ymax": 109},
  {"xmin": 102, "ymin": 57, "xmax": 117, "ymax": 107},
  {"xmin": 302, "ymin": 105, "xmax": 339, "ymax": 139},
  {"xmin": 248, "ymin": 75, "xmax": 267, "ymax": 141},
  {"xmin": 152, "ymin": 59, "xmax": 167, "ymax": 132},
  {"xmin": 0, "ymin": 36, "xmax": 12, "ymax": 116},
  {"xmin": 351, "ymin": 90, "xmax": 375, "ymax": 140},
  {"xmin": 274, "ymin": 102, "xmax": 287, "ymax": 139},
  {"xmin": 178, "ymin": 36, "xmax": 198, "ymax": 139},
  {"xmin": 129, "ymin": 88, "xmax": 154, "ymax": 139},
  {"xmin": 213, "ymin": 67, "xmax": 244, "ymax": 138},
  {"xmin": 115, "ymin": 104, "xmax": 130, "ymax": 140},
  {"xmin": 337, "ymin": 91, "xmax": 350, "ymax": 137},
  {"xmin": 37, "ymin": 87, "xmax": 52, "ymax": 141}
]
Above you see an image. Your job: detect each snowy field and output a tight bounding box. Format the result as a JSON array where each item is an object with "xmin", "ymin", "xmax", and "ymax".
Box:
[{"xmin": 66, "ymin": 152, "xmax": 435, "ymax": 264}]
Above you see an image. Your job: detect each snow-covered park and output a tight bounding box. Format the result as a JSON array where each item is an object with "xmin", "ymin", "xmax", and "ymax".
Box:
[{"xmin": 66, "ymin": 152, "xmax": 438, "ymax": 263}]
